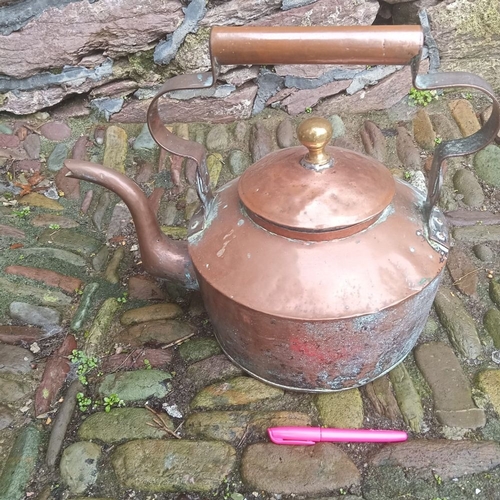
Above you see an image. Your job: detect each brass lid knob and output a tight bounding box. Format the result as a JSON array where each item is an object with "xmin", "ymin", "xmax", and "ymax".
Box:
[{"xmin": 297, "ymin": 117, "xmax": 333, "ymax": 170}]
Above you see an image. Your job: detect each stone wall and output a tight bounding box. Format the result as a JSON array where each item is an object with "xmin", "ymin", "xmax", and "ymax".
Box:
[{"xmin": 0, "ymin": 0, "xmax": 498, "ymax": 121}]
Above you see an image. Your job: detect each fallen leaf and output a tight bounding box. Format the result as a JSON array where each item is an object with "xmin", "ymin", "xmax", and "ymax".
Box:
[{"xmin": 10, "ymin": 243, "xmax": 24, "ymax": 249}]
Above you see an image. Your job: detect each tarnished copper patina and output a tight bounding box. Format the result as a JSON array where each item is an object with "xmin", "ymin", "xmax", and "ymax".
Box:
[{"xmin": 65, "ymin": 26, "xmax": 500, "ymax": 391}]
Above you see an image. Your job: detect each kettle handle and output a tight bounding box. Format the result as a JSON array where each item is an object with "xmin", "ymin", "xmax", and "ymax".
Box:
[{"xmin": 147, "ymin": 26, "xmax": 500, "ymax": 237}]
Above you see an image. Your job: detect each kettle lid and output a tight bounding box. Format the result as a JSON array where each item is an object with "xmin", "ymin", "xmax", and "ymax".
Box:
[{"xmin": 238, "ymin": 117, "xmax": 395, "ymax": 240}]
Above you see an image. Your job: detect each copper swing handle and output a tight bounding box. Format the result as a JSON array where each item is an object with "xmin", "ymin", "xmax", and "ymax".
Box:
[{"xmin": 147, "ymin": 26, "xmax": 424, "ymax": 210}]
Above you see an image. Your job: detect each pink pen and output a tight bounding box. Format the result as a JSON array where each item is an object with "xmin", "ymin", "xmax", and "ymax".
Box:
[{"xmin": 268, "ymin": 426, "xmax": 407, "ymax": 445}]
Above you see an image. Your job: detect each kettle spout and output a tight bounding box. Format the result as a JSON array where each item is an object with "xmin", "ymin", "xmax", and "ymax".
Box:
[{"xmin": 64, "ymin": 159, "xmax": 198, "ymax": 289}]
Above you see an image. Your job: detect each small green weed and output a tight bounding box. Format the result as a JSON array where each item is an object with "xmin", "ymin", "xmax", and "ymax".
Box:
[
  {"xmin": 12, "ymin": 206, "xmax": 31, "ymax": 218},
  {"xmin": 49, "ymin": 223, "xmax": 61, "ymax": 230},
  {"xmin": 408, "ymin": 87, "xmax": 437, "ymax": 107},
  {"xmin": 305, "ymin": 107, "xmax": 313, "ymax": 113},
  {"xmin": 116, "ymin": 292, "xmax": 128, "ymax": 304},
  {"xmin": 434, "ymin": 136, "xmax": 443, "ymax": 145},
  {"xmin": 433, "ymin": 473, "xmax": 443, "ymax": 485},
  {"xmin": 103, "ymin": 394, "xmax": 125, "ymax": 412},
  {"xmin": 143, "ymin": 359, "xmax": 152, "ymax": 370},
  {"xmin": 403, "ymin": 171, "xmax": 412, "ymax": 181},
  {"xmin": 69, "ymin": 350, "xmax": 99, "ymax": 385},
  {"xmin": 76, "ymin": 392, "xmax": 92, "ymax": 412},
  {"xmin": 464, "ymin": 91, "xmax": 473, "ymax": 100}
]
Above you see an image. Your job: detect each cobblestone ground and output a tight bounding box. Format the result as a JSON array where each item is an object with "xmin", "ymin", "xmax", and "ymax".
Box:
[{"xmin": 2, "ymin": 90, "xmax": 500, "ymax": 500}]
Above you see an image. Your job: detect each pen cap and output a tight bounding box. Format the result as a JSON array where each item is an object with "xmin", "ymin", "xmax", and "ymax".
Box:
[{"xmin": 268, "ymin": 427, "xmax": 321, "ymax": 445}]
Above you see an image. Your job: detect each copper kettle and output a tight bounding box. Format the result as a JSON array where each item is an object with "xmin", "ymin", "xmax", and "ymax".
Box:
[{"xmin": 66, "ymin": 26, "xmax": 500, "ymax": 392}]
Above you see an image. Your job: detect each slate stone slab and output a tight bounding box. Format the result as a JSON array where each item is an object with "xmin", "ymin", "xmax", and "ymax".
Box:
[
  {"xmin": 477, "ymin": 370, "xmax": 500, "ymax": 416},
  {"xmin": 103, "ymin": 126, "xmax": 127, "ymax": 173},
  {"xmin": 98, "ymin": 369, "xmax": 172, "ymax": 402},
  {"xmin": 414, "ymin": 342, "xmax": 485, "ymax": 428},
  {"xmin": 84, "ymin": 297, "xmax": 120, "ymax": 355},
  {"xmin": 0, "ymin": 377, "xmax": 31, "ymax": 403},
  {"xmin": 78, "ymin": 408, "xmax": 172, "ymax": 443},
  {"xmin": 47, "ymin": 143, "xmax": 69, "ymax": 172},
  {"xmin": 119, "ymin": 320, "xmax": 195, "ymax": 347},
  {"xmin": 0, "ymin": 425, "xmax": 40, "ymax": 500},
  {"xmin": 111, "ymin": 440, "xmax": 236, "ymax": 492},
  {"xmin": 370, "ymin": 439, "xmax": 500, "ymax": 480},
  {"xmin": 453, "ymin": 225, "xmax": 500, "ymax": 243},
  {"xmin": 241, "ymin": 443, "xmax": 360, "ymax": 495},
  {"xmin": 186, "ymin": 354, "xmax": 243, "ymax": 389},
  {"xmin": 19, "ymin": 247, "xmax": 87, "ymax": 267},
  {"xmin": 453, "ymin": 169, "xmax": 485, "ymax": 208},
  {"xmin": 484, "ymin": 308, "xmax": 500, "ymax": 349},
  {"xmin": 445, "ymin": 248, "xmax": 478, "ymax": 296}
]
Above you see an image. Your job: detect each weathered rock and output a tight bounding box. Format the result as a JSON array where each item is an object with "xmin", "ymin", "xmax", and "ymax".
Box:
[
  {"xmin": 454, "ymin": 225, "xmax": 500, "ymax": 243},
  {"xmin": 31, "ymin": 214, "xmax": 79, "ymax": 228},
  {"xmin": 46, "ymin": 379, "xmax": 84, "ymax": 468},
  {"xmin": 276, "ymin": 118, "xmax": 295, "ymax": 148},
  {"xmin": 185, "ymin": 411, "xmax": 251, "ymax": 442},
  {"xmin": 453, "ymin": 169, "xmax": 485, "ymax": 208},
  {"xmin": 429, "ymin": 113, "xmax": 461, "ymax": 141},
  {"xmin": 206, "ymin": 124, "xmax": 229, "ymax": 151},
  {"xmin": 120, "ymin": 303, "xmax": 182, "ymax": 326},
  {"xmin": 281, "ymin": 80, "xmax": 351, "ymax": 115},
  {"xmin": 178, "ymin": 338, "xmax": 221, "ymax": 364},
  {"xmin": 119, "ymin": 320, "xmax": 195, "ymax": 347},
  {"xmin": 249, "ymin": 122, "xmax": 273, "ymax": 162},
  {"xmin": 39, "ymin": 121, "xmax": 71, "ymax": 141},
  {"xmin": 0, "ymin": 133, "xmax": 19, "ymax": 148},
  {"xmin": 101, "ymin": 348, "xmax": 172, "ymax": 372},
  {"xmin": 474, "ymin": 144, "xmax": 500, "ymax": 188},
  {"xmin": 207, "ymin": 153, "xmax": 223, "ymax": 189},
  {"xmin": 0, "ymin": 344, "xmax": 33, "ymax": 375},
  {"xmin": 22, "ymin": 134, "xmax": 41, "ymax": 159},
  {"xmin": 428, "ymin": 0, "xmax": 500, "ymax": 91},
  {"xmin": 445, "ymin": 248, "xmax": 479, "ymax": 296},
  {"xmin": 47, "ymin": 143, "xmax": 69, "ymax": 172},
  {"xmin": 315, "ymin": 389, "xmax": 364, "ymax": 428},
  {"xmin": 91, "ymin": 245, "xmax": 109, "ymax": 272},
  {"xmin": 241, "ymin": 443, "xmax": 360, "ymax": 495},
  {"xmin": 19, "ymin": 247, "xmax": 87, "ymax": 267},
  {"xmin": 106, "ymin": 202, "xmax": 132, "ymax": 241},
  {"xmin": 186, "ymin": 354, "xmax": 243, "ymax": 389},
  {"xmin": 35, "ymin": 335, "xmax": 77, "ymax": 416},
  {"xmin": 103, "ymin": 126, "xmax": 127, "ymax": 173},
  {"xmin": 84, "ymin": 298, "xmax": 120, "ymax": 356},
  {"xmin": 60, "ymin": 441, "xmax": 101, "ymax": 494},
  {"xmin": 9, "ymin": 301, "xmax": 61, "ymax": 327},
  {"xmin": 112, "ymin": 85, "xmax": 258, "ymax": 124},
  {"xmin": 491, "ymin": 280, "xmax": 500, "ymax": 309},
  {"xmin": 477, "ymin": 370, "xmax": 500, "ymax": 416},
  {"xmin": 38, "ymin": 228, "xmax": 101, "ymax": 256},
  {"xmin": 0, "ymin": 278, "xmax": 71, "ymax": 308},
  {"xmin": 78, "ymin": 408, "xmax": 172, "ymax": 443},
  {"xmin": 0, "ymin": 224, "xmax": 25, "ymax": 239},
  {"xmin": 449, "ymin": 99, "xmax": 481, "ymax": 137},
  {"xmin": 433, "ymin": 287, "xmax": 482, "ymax": 358},
  {"xmin": 363, "ymin": 375, "xmax": 402, "ymax": 421},
  {"xmin": 127, "ymin": 275, "xmax": 165, "ymax": 301},
  {"xmin": 71, "ymin": 282, "xmax": 100, "ymax": 331},
  {"xmin": 228, "ymin": 149, "xmax": 250, "ymax": 176},
  {"xmin": 0, "ymin": 325, "xmax": 43, "ymax": 345},
  {"xmin": 17, "ymin": 192, "xmax": 63, "ymax": 210},
  {"xmin": 0, "ymin": 376, "xmax": 31, "ymax": 403},
  {"xmin": 474, "ymin": 243, "xmax": 494, "ymax": 262},
  {"xmin": 0, "ymin": 425, "xmax": 40, "ymax": 499},
  {"xmin": 360, "ymin": 120, "xmax": 386, "ymax": 163},
  {"xmin": 481, "ymin": 104, "xmax": 500, "ymax": 143},
  {"xmin": 415, "ymin": 342, "xmax": 485, "ymax": 428},
  {"xmin": 484, "ymin": 308, "xmax": 500, "ymax": 349},
  {"xmin": 396, "ymin": 126, "xmax": 421, "ymax": 170},
  {"xmin": 388, "ymin": 363, "xmax": 424, "ymax": 432},
  {"xmin": 0, "ymin": 405, "xmax": 14, "ymax": 431},
  {"xmin": 413, "ymin": 108, "xmax": 436, "ymax": 149},
  {"xmin": 191, "ymin": 376, "xmax": 283, "ymax": 410},
  {"xmin": 104, "ymin": 246, "xmax": 124, "ymax": 284},
  {"xmin": 99, "ymin": 369, "xmax": 172, "ymax": 402},
  {"xmin": 248, "ymin": 411, "xmax": 313, "ymax": 440},
  {"xmin": 133, "ymin": 123, "xmax": 157, "ymax": 151},
  {"xmin": 5, "ymin": 265, "xmax": 82, "ymax": 294},
  {"xmin": 370, "ymin": 439, "xmax": 500, "ymax": 480},
  {"xmin": 111, "ymin": 439, "xmax": 236, "ymax": 492},
  {"xmin": 80, "ymin": 189, "xmax": 93, "ymax": 213},
  {"xmin": 55, "ymin": 166, "xmax": 80, "ymax": 200}
]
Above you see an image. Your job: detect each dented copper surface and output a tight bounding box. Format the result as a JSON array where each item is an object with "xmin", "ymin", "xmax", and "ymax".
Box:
[{"xmin": 65, "ymin": 26, "xmax": 500, "ymax": 391}]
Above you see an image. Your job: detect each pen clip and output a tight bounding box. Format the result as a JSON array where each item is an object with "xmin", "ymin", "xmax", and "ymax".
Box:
[{"xmin": 267, "ymin": 427, "xmax": 317, "ymax": 446}]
